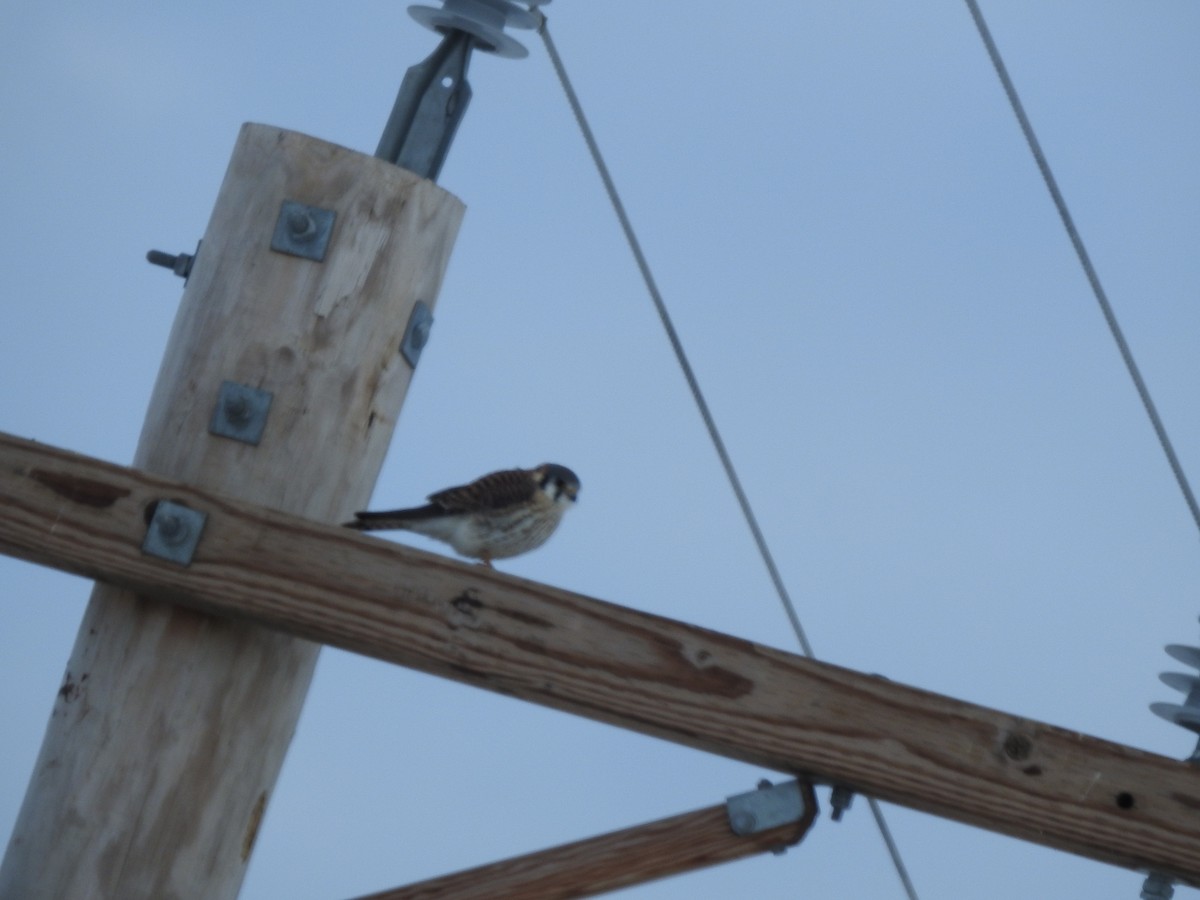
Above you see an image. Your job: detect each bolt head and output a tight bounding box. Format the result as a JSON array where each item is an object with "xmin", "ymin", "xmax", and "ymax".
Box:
[
  {"xmin": 224, "ymin": 394, "xmax": 251, "ymax": 425},
  {"xmin": 1141, "ymin": 873, "xmax": 1175, "ymax": 900},
  {"xmin": 731, "ymin": 811, "xmax": 757, "ymax": 834},
  {"xmin": 287, "ymin": 210, "xmax": 316, "ymax": 241},
  {"xmin": 156, "ymin": 513, "xmax": 190, "ymax": 546}
]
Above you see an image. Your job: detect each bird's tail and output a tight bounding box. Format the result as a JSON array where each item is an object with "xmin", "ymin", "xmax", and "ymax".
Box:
[{"xmin": 343, "ymin": 505, "xmax": 442, "ymax": 531}]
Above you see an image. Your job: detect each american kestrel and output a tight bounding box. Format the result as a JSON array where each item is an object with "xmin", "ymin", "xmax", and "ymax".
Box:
[{"xmin": 345, "ymin": 463, "xmax": 580, "ymax": 566}]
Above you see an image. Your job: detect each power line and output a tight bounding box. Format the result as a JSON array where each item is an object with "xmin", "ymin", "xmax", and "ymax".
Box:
[
  {"xmin": 965, "ymin": 0, "xmax": 1200, "ymax": 540},
  {"xmin": 532, "ymin": 11, "xmax": 813, "ymax": 661},
  {"xmin": 533, "ymin": 12, "xmax": 919, "ymax": 900}
]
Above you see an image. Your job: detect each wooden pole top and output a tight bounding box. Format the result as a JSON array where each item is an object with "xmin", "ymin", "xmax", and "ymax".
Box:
[{"xmin": 0, "ymin": 125, "xmax": 464, "ymax": 900}]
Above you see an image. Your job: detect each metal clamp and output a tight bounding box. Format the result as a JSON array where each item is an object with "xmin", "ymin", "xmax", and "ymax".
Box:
[
  {"xmin": 142, "ymin": 501, "xmax": 207, "ymax": 566},
  {"xmin": 726, "ymin": 779, "xmax": 808, "ymax": 836}
]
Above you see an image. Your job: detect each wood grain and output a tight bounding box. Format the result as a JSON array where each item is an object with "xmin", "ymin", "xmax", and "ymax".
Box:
[
  {"xmin": 352, "ymin": 783, "xmax": 816, "ymax": 899},
  {"xmin": 2, "ymin": 430, "xmax": 1200, "ymax": 887},
  {"xmin": 0, "ymin": 125, "xmax": 463, "ymax": 900}
]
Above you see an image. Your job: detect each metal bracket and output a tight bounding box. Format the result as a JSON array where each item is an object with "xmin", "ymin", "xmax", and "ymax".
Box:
[
  {"xmin": 142, "ymin": 500, "xmax": 207, "ymax": 566},
  {"xmin": 376, "ymin": 31, "xmax": 474, "ymax": 181},
  {"xmin": 270, "ymin": 200, "xmax": 336, "ymax": 261},
  {"xmin": 400, "ymin": 301, "xmax": 434, "ymax": 368},
  {"xmin": 209, "ymin": 381, "xmax": 273, "ymax": 445},
  {"xmin": 376, "ymin": 2, "xmax": 537, "ymax": 180},
  {"xmin": 726, "ymin": 779, "xmax": 807, "ymax": 836}
]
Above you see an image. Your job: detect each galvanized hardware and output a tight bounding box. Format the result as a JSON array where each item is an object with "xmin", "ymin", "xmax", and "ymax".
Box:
[
  {"xmin": 376, "ymin": 30, "xmax": 473, "ymax": 181},
  {"xmin": 377, "ymin": 1, "xmax": 535, "ymax": 181},
  {"xmin": 1150, "ymin": 637, "xmax": 1200, "ymax": 760},
  {"xmin": 1139, "ymin": 620, "xmax": 1200, "ymax": 899},
  {"xmin": 726, "ymin": 779, "xmax": 806, "ymax": 837},
  {"xmin": 400, "ymin": 301, "xmax": 434, "ymax": 367},
  {"xmin": 409, "ymin": 0, "xmax": 536, "ymax": 59},
  {"xmin": 209, "ymin": 381, "xmax": 273, "ymax": 446},
  {"xmin": 146, "ymin": 242, "xmax": 199, "ymax": 282},
  {"xmin": 829, "ymin": 784, "xmax": 855, "ymax": 822},
  {"xmin": 1141, "ymin": 873, "xmax": 1175, "ymax": 900},
  {"xmin": 1155, "ymin": 670, "xmax": 1200, "ymax": 735},
  {"xmin": 142, "ymin": 500, "xmax": 207, "ymax": 566},
  {"xmin": 270, "ymin": 201, "xmax": 336, "ymax": 261}
]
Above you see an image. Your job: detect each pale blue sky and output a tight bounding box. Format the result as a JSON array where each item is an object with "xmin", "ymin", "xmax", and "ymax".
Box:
[{"xmin": 2, "ymin": 3, "xmax": 1199, "ymax": 898}]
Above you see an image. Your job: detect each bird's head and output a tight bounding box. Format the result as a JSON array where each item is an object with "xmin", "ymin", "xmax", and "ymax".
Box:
[{"xmin": 535, "ymin": 463, "xmax": 580, "ymax": 505}]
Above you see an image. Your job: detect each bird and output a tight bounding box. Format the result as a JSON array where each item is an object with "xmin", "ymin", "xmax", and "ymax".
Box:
[{"xmin": 345, "ymin": 463, "xmax": 580, "ymax": 567}]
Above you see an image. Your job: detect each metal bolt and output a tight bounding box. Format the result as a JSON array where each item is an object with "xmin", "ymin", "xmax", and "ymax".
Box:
[
  {"xmin": 146, "ymin": 248, "xmax": 195, "ymax": 280},
  {"xmin": 1141, "ymin": 872, "xmax": 1175, "ymax": 899},
  {"xmin": 147, "ymin": 249, "xmax": 183, "ymax": 269},
  {"xmin": 223, "ymin": 393, "xmax": 251, "ymax": 426},
  {"xmin": 287, "ymin": 210, "xmax": 317, "ymax": 242},
  {"xmin": 210, "ymin": 381, "xmax": 273, "ymax": 446},
  {"xmin": 271, "ymin": 201, "xmax": 335, "ymax": 261},
  {"xmin": 142, "ymin": 501, "xmax": 206, "ymax": 566},
  {"xmin": 830, "ymin": 785, "xmax": 854, "ymax": 822},
  {"xmin": 155, "ymin": 513, "xmax": 190, "ymax": 547}
]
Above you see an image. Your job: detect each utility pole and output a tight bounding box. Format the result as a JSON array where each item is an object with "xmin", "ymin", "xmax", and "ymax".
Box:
[
  {"xmin": 0, "ymin": 2, "xmax": 540, "ymax": 895},
  {"xmin": 0, "ymin": 123, "xmax": 462, "ymax": 900}
]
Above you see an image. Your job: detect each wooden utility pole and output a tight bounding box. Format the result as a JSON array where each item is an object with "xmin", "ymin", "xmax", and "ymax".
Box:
[
  {"xmin": 2, "ymin": 430, "xmax": 1200, "ymax": 888},
  {"xmin": 0, "ymin": 124, "xmax": 463, "ymax": 899}
]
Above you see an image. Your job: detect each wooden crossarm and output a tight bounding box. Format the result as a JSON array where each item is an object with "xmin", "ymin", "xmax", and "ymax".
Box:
[{"xmin": 3, "ymin": 429, "xmax": 1199, "ymax": 886}]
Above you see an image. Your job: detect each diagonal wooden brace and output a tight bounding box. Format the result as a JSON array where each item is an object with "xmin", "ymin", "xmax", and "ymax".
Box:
[{"xmin": 351, "ymin": 780, "xmax": 816, "ymax": 900}]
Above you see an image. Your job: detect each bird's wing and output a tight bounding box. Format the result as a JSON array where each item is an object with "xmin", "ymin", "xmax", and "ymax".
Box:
[{"xmin": 428, "ymin": 467, "xmax": 536, "ymax": 513}]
